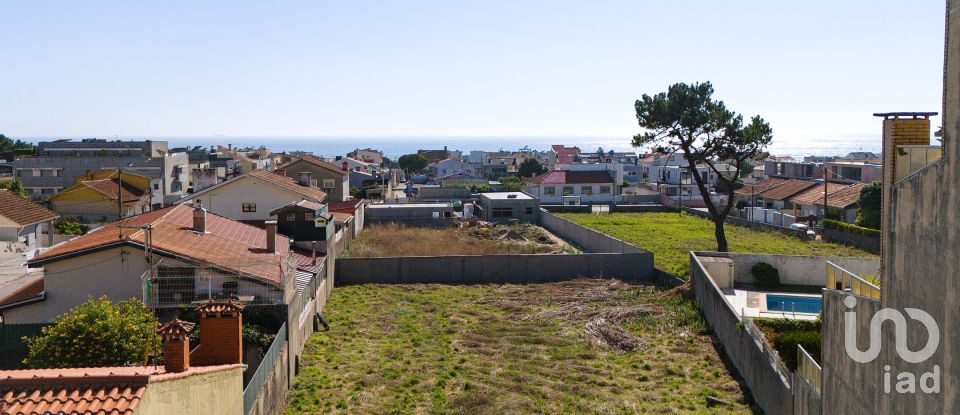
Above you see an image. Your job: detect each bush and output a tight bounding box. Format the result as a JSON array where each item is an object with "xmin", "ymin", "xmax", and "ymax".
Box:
[
  {"xmin": 23, "ymin": 297, "xmax": 160, "ymax": 368},
  {"xmin": 54, "ymin": 219, "xmax": 86, "ymax": 236},
  {"xmin": 751, "ymin": 262, "xmax": 780, "ymax": 289},
  {"xmin": 822, "ymin": 219, "xmax": 880, "ymax": 239},
  {"xmin": 772, "ymin": 330, "xmax": 821, "ymax": 371},
  {"xmin": 735, "ymin": 200, "xmax": 748, "ymax": 210}
]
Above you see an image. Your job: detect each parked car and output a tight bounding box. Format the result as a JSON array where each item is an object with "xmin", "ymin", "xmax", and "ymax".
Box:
[{"xmin": 789, "ymin": 222, "xmax": 817, "ymax": 237}]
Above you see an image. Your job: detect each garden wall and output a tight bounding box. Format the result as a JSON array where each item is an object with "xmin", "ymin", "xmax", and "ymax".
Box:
[
  {"xmin": 822, "ymin": 228, "xmax": 880, "ymax": 254},
  {"xmin": 336, "ymin": 252, "xmax": 654, "ymax": 285},
  {"xmin": 793, "ymin": 372, "xmax": 822, "ymax": 415},
  {"xmin": 690, "ymin": 252, "xmax": 795, "ymax": 415},
  {"xmin": 698, "ymin": 252, "xmax": 880, "ymax": 286},
  {"xmin": 539, "ymin": 210, "xmax": 647, "ymax": 254},
  {"xmin": 682, "ymin": 207, "xmax": 808, "ymax": 239}
]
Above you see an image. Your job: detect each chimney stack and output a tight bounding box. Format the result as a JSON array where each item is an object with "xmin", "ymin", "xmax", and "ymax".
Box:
[
  {"xmin": 191, "ymin": 301, "xmax": 245, "ymax": 366},
  {"xmin": 265, "ymin": 220, "xmax": 277, "ymax": 253},
  {"xmin": 298, "ymin": 171, "xmax": 311, "ymax": 187},
  {"xmin": 193, "ymin": 200, "xmax": 206, "ymax": 233},
  {"xmin": 342, "ymin": 161, "xmax": 349, "ymax": 171},
  {"xmin": 157, "ymin": 318, "xmax": 195, "ymax": 373}
]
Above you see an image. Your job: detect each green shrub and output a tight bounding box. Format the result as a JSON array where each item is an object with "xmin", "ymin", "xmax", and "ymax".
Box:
[
  {"xmin": 751, "ymin": 262, "xmax": 780, "ymax": 289},
  {"xmin": 822, "ymin": 219, "xmax": 880, "ymax": 239},
  {"xmin": 54, "ymin": 219, "xmax": 87, "ymax": 236},
  {"xmin": 735, "ymin": 200, "xmax": 748, "ymax": 210},
  {"xmin": 772, "ymin": 330, "xmax": 821, "ymax": 371}
]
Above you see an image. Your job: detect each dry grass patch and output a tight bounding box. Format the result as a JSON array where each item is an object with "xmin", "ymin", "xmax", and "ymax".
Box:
[
  {"xmin": 286, "ymin": 280, "xmax": 758, "ymax": 414},
  {"xmin": 341, "ymin": 223, "xmax": 576, "ymax": 257}
]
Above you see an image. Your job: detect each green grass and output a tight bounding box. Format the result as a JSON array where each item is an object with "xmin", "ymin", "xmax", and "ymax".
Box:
[
  {"xmin": 286, "ymin": 280, "xmax": 757, "ymax": 414},
  {"xmin": 559, "ymin": 212, "xmax": 877, "ymax": 279}
]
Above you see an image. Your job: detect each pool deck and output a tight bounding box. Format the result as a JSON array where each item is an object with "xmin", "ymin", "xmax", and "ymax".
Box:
[{"xmin": 722, "ymin": 286, "xmax": 820, "ymax": 321}]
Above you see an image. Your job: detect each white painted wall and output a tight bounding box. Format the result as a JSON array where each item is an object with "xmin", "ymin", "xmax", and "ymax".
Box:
[{"xmin": 187, "ymin": 176, "xmax": 316, "ymax": 222}]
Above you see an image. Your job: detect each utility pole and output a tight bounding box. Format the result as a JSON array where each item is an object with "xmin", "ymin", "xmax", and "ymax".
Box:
[{"xmin": 822, "ymin": 167, "xmax": 829, "ymax": 221}]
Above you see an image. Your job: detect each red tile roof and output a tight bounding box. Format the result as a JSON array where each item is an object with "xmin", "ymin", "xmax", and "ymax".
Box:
[
  {"xmin": 788, "ymin": 182, "xmax": 851, "ymax": 206},
  {"xmin": 327, "ymin": 199, "xmax": 363, "ymax": 213},
  {"xmin": 78, "ymin": 179, "xmax": 146, "ymax": 204},
  {"xmin": 525, "ymin": 170, "xmax": 614, "ymax": 185},
  {"xmin": 157, "ymin": 318, "xmax": 195, "ymax": 337},
  {"xmin": 551, "ymin": 145, "xmax": 580, "ymax": 164},
  {"xmin": 279, "ymin": 156, "xmax": 348, "ymax": 176},
  {"xmin": 0, "ymin": 277, "xmax": 43, "ymax": 310},
  {"xmin": 758, "ymin": 179, "xmax": 818, "ymax": 201},
  {"xmin": 824, "ymin": 183, "xmax": 866, "ymax": 209},
  {"xmin": 247, "ymin": 170, "xmax": 328, "ymax": 202},
  {"xmin": 0, "ymin": 365, "xmax": 240, "ymax": 415},
  {"xmin": 733, "ymin": 178, "xmax": 789, "ymax": 196},
  {"xmin": 0, "ymin": 190, "xmax": 60, "ymax": 227},
  {"xmin": 195, "ymin": 300, "xmax": 245, "ymax": 314},
  {"xmin": 30, "ymin": 205, "xmax": 291, "ymax": 286}
]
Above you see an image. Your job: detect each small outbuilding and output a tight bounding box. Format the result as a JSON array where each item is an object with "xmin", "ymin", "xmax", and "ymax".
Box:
[{"xmin": 476, "ymin": 192, "xmax": 539, "ymax": 223}]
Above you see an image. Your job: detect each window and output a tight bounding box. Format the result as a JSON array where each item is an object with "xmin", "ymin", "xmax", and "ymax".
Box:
[
  {"xmin": 41, "ymin": 188, "xmax": 55, "ymax": 195},
  {"xmin": 310, "ymin": 179, "xmax": 318, "ymax": 188},
  {"xmin": 544, "ymin": 186, "xmax": 556, "ymax": 196},
  {"xmin": 323, "ymin": 179, "xmax": 335, "ymax": 189},
  {"xmin": 599, "ymin": 185, "xmax": 611, "ymax": 195},
  {"xmin": 242, "ymin": 203, "xmax": 257, "ymax": 212},
  {"xmin": 581, "ymin": 186, "xmax": 593, "ymax": 196},
  {"xmin": 702, "ymin": 171, "xmax": 708, "ymax": 182},
  {"xmin": 562, "ymin": 186, "xmax": 574, "ymax": 196},
  {"xmin": 525, "ymin": 207, "xmax": 533, "ymax": 215},
  {"xmin": 492, "ymin": 208, "xmax": 513, "ymax": 218},
  {"xmin": 304, "ymin": 212, "xmax": 314, "ymax": 221},
  {"xmin": 286, "ymin": 213, "xmax": 297, "ymax": 221},
  {"xmin": 153, "ymin": 183, "xmax": 160, "ymax": 190}
]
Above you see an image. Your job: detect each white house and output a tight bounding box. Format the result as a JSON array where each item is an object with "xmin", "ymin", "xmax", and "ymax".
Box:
[
  {"xmin": 523, "ymin": 169, "xmax": 618, "ymax": 204},
  {"xmin": 176, "ymin": 169, "xmax": 328, "ymax": 223},
  {"xmin": 433, "ymin": 158, "xmax": 468, "ymax": 177}
]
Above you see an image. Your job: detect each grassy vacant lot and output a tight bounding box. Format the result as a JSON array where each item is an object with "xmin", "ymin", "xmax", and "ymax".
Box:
[
  {"xmin": 341, "ymin": 223, "xmax": 576, "ymax": 257},
  {"xmin": 286, "ymin": 280, "xmax": 755, "ymax": 414},
  {"xmin": 559, "ymin": 212, "xmax": 876, "ymax": 279}
]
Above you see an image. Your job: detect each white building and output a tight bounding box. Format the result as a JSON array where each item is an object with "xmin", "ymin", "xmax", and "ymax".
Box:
[{"xmin": 176, "ymin": 169, "xmax": 328, "ymax": 223}]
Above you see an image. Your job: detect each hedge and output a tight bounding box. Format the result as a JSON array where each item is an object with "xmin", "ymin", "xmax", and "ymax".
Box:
[{"xmin": 822, "ymin": 218, "xmax": 880, "ymax": 239}]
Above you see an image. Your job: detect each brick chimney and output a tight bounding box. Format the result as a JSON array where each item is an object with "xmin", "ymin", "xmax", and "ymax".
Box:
[
  {"xmin": 191, "ymin": 300, "xmax": 245, "ymax": 366},
  {"xmin": 298, "ymin": 171, "xmax": 311, "ymax": 187},
  {"xmin": 193, "ymin": 200, "xmax": 206, "ymax": 233},
  {"xmin": 157, "ymin": 318, "xmax": 195, "ymax": 373},
  {"xmin": 265, "ymin": 220, "xmax": 277, "ymax": 253}
]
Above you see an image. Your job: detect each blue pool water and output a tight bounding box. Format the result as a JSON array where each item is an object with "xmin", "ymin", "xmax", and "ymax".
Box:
[{"xmin": 766, "ymin": 295, "xmax": 822, "ymax": 314}]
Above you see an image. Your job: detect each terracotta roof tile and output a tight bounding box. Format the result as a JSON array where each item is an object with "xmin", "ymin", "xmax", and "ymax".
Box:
[
  {"xmin": 195, "ymin": 300, "xmax": 245, "ymax": 314},
  {"xmin": 758, "ymin": 179, "xmax": 818, "ymax": 201},
  {"xmin": 0, "ymin": 365, "xmax": 240, "ymax": 415},
  {"xmin": 247, "ymin": 170, "xmax": 328, "ymax": 203},
  {"xmin": 79, "ymin": 179, "xmax": 146, "ymax": 203},
  {"xmin": 788, "ymin": 182, "xmax": 850, "ymax": 206},
  {"xmin": 279, "ymin": 156, "xmax": 348, "ymax": 176},
  {"xmin": 825, "ymin": 183, "xmax": 866, "ymax": 209},
  {"xmin": 733, "ymin": 178, "xmax": 789, "ymax": 196},
  {"xmin": 31, "ymin": 205, "xmax": 290, "ymax": 286},
  {"xmin": 328, "ymin": 200, "xmax": 363, "ymax": 213},
  {"xmin": 156, "ymin": 318, "xmax": 195, "ymax": 337},
  {"xmin": 0, "ymin": 277, "xmax": 43, "ymax": 309},
  {"xmin": 0, "ymin": 190, "xmax": 60, "ymax": 227}
]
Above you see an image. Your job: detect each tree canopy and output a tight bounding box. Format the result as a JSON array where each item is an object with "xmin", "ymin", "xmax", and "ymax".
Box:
[
  {"xmin": 0, "ymin": 134, "xmax": 35, "ymax": 161},
  {"xmin": 855, "ymin": 181, "xmax": 882, "ymax": 230},
  {"xmin": 24, "ymin": 297, "xmax": 160, "ymax": 368},
  {"xmin": 632, "ymin": 81, "xmax": 772, "ymax": 251},
  {"xmin": 496, "ymin": 175, "xmax": 525, "ymax": 191},
  {"xmin": 397, "ymin": 154, "xmax": 429, "ymax": 173},
  {"xmin": 0, "ymin": 179, "xmax": 28, "ymax": 198},
  {"xmin": 517, "ymin": 158, "xmax": 545, "ymax": 178}
]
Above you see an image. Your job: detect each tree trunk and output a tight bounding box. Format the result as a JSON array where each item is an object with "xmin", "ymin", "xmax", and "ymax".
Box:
[{"xmin": 714, "ymin": 218, "xmax": 729, "ymax": 252}]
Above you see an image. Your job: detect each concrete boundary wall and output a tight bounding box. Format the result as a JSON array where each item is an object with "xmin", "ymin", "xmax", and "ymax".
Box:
[
  {"xmin": 822, "ymin": 228, "xmax": 880, "ymax": 254},
  {"xmin": 698, "ymin": 252, "xmax": 879, "ymax": 286},
  {"xmin": 336, "ymin": 252, "xmax": 654, "ymax": 285},
  {"xmin": 539, "ymin": 210, "xmax": 647, "ymax": 254},
  {"xmin": 690, "ymin": 252, "xmax": 794, "ymax": 415},
  {"xmin": 682, "ymin": 207, "xmax": 808, "ymax": 239}
]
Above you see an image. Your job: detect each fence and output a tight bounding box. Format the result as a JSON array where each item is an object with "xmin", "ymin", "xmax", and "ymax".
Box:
[
  {"xmin": 796, "ymin": 345, "xmax": 822, "ymax": 394},
  {"xmin": 690, "ymin": 252, "xmax": 794, "ymax": 415},
  {"xmin": 145, "ymin": 261, "xmax": 287, "ymax": 309},
  {"xmin": 243, "ymin": 322, "xmax": 288, "ymax": 415},
  {"xmin": 825, "ymin": 260, "xmax": 880, "ymax": 299},
  {"xmin": 682, "ymin": 207, "xmax": 808, "ymax": 238}
]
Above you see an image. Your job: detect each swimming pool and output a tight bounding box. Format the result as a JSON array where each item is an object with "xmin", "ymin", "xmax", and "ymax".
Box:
[{"xmin": 766, "ymin": 295, "xmax": 822, "ymax": 314}]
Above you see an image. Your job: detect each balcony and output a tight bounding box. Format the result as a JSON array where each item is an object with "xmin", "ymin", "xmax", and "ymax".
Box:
[
  {"xmin": 825, "ymin": 261, "xmax": 880, "ymax": 300},
  {"xmin": 894, "ymin": 145, "xmax": 942, "ymax": 182}
]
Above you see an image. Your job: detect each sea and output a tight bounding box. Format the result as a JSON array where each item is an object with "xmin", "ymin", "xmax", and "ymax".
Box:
[{"xmin": 21, "ymin": 135, "xmax": 884, "ymax": 161}]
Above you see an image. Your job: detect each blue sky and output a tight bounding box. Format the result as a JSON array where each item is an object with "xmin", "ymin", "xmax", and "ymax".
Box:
[{"xmin": 0, "ymin": 1, "xmax": 945, "ymax": 148}]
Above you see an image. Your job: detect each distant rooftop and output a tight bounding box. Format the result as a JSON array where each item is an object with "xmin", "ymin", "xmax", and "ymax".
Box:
[
  {"xmin": 481, "ymin": 191, "xmax": 535, "ymax": 200},
  {"xmin": 872, "ymin": 112, "xmax": 938, "ymax": 119}
]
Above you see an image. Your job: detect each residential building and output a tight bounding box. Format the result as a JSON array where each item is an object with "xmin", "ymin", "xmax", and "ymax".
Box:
[
  {"xmin": 271, "ymin": 199, "xmax": 333, "ymax": 243},
  {"xmin": 551, "ymin": 145, "xmax": 581, "ymax": 164},
  {"xmin": 755, "ymin": 179, "xmax": 817, "ymax": 209},
  {"xmin": 47, "ymin": 169, "xmax": 156, "ymax": 222},
  {"xmin": 0, "ymin": 190, "xmax": 59, "ymax": 246},
  {"xmin": 764, "ymin": 159, "xmax": 823, "ymax": 180},
  {"xmin": 433, "ymin": 158, "xmax": 468, "ymax": 177},
  {"xmin": 191, "ymin": 166, "xmax": 220, "ymax": 192},
  {"xmin": 476, "ymin": 192, "xmax": 539, "ymax": 223},
  {"xmin": 13, "ymin": 139, "xmax": 189, "ymax": 204},
  {"xmin": 340, "ymin": 157, "xmax": 379, "ymax": 174},
  {"xmin": 366, "ymin": 203, "xmax": 454, "ymax": 223},
  {"xmin": 417, "ymin": 147, "xmax": 450, "ymax": 164},
  {"xmin": 732, "ymin": 177, "xmax": 789, "ymax": 207},
  {"xmin": 176, "ymin": 169, "xmax": 328, "ymax": 224},
  {"xmin": 523, "ymin": 170, "xmax": 617, "ymax": 204},
  {"xmin": 789, "ymin": 182, "xmax": 865, "ymax": 222},
  {"xmin": 823, "ymin": 160, "xmax": 882, "ymax": 183},
  {"xmin": 466, "ymin": 150, "xmax": 488, "ymax": 164},
  {"xmin": 276, "ymin": 156, "xmax": 350, "ymax": 202},
  {"xmin": 347, "ymin": 148, "xmax": 384, "ymax": 165},
  {"xmin": 0, "ymin": 204, "xmax": 324, "ymax": 324}
]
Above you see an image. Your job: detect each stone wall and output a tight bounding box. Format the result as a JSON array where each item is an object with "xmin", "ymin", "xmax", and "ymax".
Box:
[
  {"xmin": 690, "ymin": 252, "xmax": 794, "ymax": 415},
  {"xmin": 821, "ymin": 228, "xmax": 880, "ymax": 254},
  {"xmin": 336, "ymin": 252, "xmax": 654, "ymax": 285}
]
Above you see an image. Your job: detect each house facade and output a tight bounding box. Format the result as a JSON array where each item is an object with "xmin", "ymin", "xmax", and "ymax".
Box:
[
  {"xmin": 524, "ymin": 169, "xmax": 617, "ymax": 204},
  {"xmin": 0, "ymin": 189, "xmax": 59, "ymax": 246},
  {"xmin": 176, "ymin": 169, "xmax": 328, "ymax": 223},
  {"xmin": 277, "ymin": 156, "xmax": 350, "ymax": 202}
]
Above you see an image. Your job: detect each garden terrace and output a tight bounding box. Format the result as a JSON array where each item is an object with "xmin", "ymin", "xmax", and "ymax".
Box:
[{"xmin": 340, "ymin": 222, "xmax": 577, "ymax": 258}]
